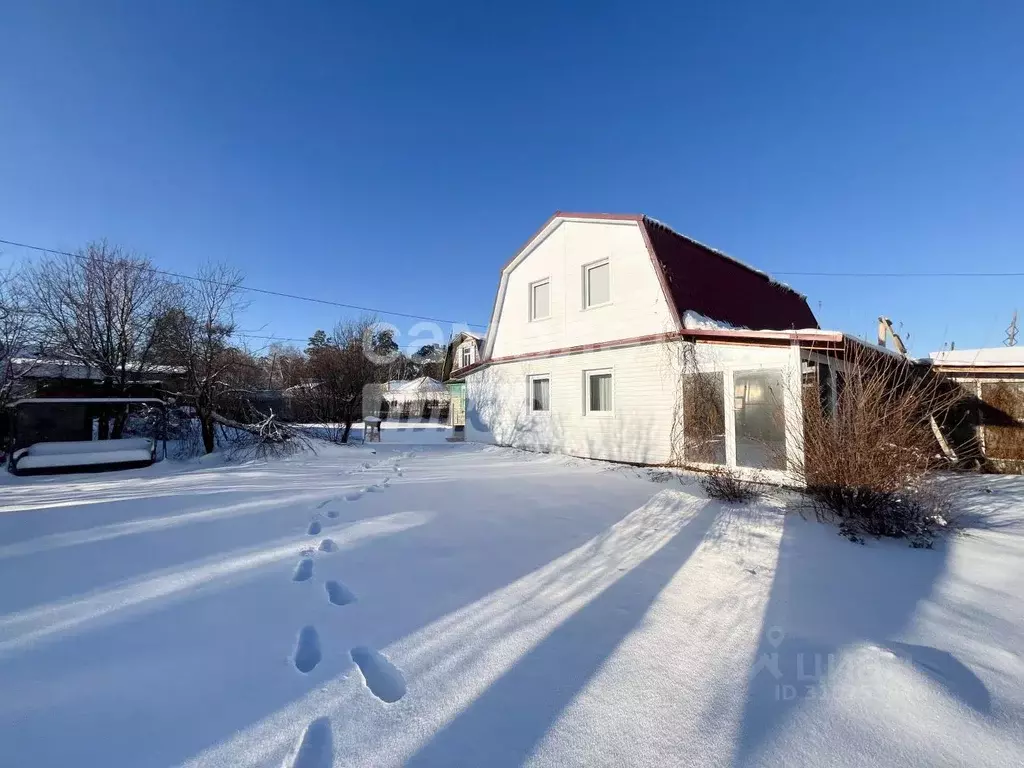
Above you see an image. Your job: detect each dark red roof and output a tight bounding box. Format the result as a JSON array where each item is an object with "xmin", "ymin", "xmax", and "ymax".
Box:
[{"xmin": 640, "ymin": 216, "xmax": 819, "ymax": 331}]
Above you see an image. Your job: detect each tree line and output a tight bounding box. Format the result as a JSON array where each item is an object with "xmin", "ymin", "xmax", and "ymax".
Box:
[{"xmin": 0, "ymin": 242, "xmax": 445, "ymax": 453}]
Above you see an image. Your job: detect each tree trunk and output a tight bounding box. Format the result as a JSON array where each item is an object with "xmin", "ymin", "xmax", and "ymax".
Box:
[
  {"xmin": 98, "ymin": 413, "xmax": 110, "ymax": 440},
  {"xmin": 201, "ymin": 415, "xmax": 216, "ymax": 454},
  {"xmin": 111, "ymin": 407, "xmax": 128, "ymax": 439},
  {"xmin": 341, "ymin": 419, "xmax": 353, "ymax": 444}
]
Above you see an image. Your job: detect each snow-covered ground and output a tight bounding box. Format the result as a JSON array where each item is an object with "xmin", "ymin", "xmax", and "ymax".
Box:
[{"xmin": 1, "ymin": 444, "xmax": 1023, "ymax": 767}]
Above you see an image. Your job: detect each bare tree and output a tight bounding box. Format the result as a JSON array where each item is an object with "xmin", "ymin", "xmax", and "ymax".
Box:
[
  {"xmin": 26, "ymin": 242, "xmax": 177, "ymax": 437},
  {"xmin": 263, "ymin": 342, "xmax": 307, "ymax": 390},
  {"xmin": 159, "ymin": 264, "xmax": 248, "ymax": 454},
  {"xmin": 298, "ymin": 317, "xmax": 387, "ymax": 443},
  {"xmin": 1, "ymin": 267, "xmax": 36, "ymax": 452}
]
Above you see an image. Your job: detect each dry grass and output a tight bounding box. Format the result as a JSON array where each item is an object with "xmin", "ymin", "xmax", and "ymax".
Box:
[{"xmin": 700, "ymin": 466, "xmax": 763, "ymax": 504}]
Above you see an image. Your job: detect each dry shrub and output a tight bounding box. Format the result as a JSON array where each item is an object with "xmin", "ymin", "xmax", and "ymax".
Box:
[
  {"xmin": 700, "ymin": 466, "xmax": 762, "ymax": 503},
  {"xmin": 800, "ymin": 351, "xmax": 962, "ymax": 544},
  {"xmin": 219, "ymin": 405, "xmax": 315, "ymax": 461}
]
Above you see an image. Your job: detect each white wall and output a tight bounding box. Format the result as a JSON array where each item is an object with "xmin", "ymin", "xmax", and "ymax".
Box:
[
  {"xmin": 489, "ymin": 219, "xmax": 676, "ymax": 359},
  {"xmin": 465, "ymin": 340, "xmax": 805, "ymax": 478}
]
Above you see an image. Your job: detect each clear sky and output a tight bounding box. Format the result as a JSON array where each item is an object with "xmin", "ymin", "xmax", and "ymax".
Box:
[{"xmin": 1, "ymin": 1, "xmax": 1022, "ymax": 355}]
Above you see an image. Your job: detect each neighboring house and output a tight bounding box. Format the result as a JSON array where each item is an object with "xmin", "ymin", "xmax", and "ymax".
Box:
[
  {"xmin": 930, "ymin": 347, "xmax": 1024, "ymax": 471},
  {"xmin": 442, "ymin": 331, "xmax": 485, "ymax": 381},
  {"xmin": 442, "ymin": 331, "xmax": 485, "ymax": 431},
  {"xmin": 382, "ymin": 377, "xmax": 450, "ymax": 420},
  {"xmin": 453, "ymin": 211, "xmax": 881, "ymax": 481}
]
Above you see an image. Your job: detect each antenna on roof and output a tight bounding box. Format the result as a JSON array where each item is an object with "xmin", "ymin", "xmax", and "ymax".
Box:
[{"xmin": 1005, "ymin": 310, "xmax": 1019, "ymax": 347}]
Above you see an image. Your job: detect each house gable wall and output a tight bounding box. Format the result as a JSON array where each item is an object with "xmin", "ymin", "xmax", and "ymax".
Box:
[{"xmin": 489, "ymin": 219, "xmax": 676, "ymax": 360}]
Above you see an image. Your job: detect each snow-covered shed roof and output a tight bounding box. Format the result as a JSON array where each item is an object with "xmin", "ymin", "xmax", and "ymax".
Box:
[{"xmin": 930, "ymin": 348, "xmax": 1024, "ymax": 368}]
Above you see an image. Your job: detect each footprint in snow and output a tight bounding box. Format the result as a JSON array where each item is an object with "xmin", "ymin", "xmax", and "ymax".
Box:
[
  {"xmin": 366, "ymin": 485, "xmax": 384, "ymax": 493},
  {"xmin": 293, "ymin": 625, "xmax": 322, "ymax": 673},
  {"xmin": 350, "ymin": 646, "xmax": 406, "ymax": 703},
  {"xmin": 314, "ymin": 499, "xmax": 333, "ymax": 510},
  {"xmin": 283, "ymin": 717, "xmax": 333, "ymax": 768},
  {"xmin": 318, "ymin": 538, "xmax": 337, "ymax": 553},
  {"xmin": 344, "ymin": 491, "xmax": 363, "ymax": 502},
  {"xmin": 325, "ymin": 579, "xmax": 356, "ymax": 606},
  {"xmin": 325, "ymin": 509, "xmax": 339, "ymax": 519},
  {"xmin": 308, "ymin": 520, "xmax": 322, "ymax": 536},
  {"xmin": 292, "ymin": 558, "xmax": 314, "ymax": 582}
]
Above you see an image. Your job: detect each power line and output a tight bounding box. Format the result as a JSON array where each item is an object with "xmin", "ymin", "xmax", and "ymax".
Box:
[
  {"xmin": 773, "ymin": 270, "xmax": 1024, "ymax": 277},
  {"xmin": 0, "ymin": 237, "xmax": 487, "ymax": 328}
]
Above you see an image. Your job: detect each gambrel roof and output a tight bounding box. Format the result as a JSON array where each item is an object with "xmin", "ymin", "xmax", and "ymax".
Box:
[{"xmin": 481, "ymin": 212, "xmax": 819, "ymax": 360}]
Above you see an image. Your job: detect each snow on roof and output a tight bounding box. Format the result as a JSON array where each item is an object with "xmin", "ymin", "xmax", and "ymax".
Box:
[
  {"xmin": 8, "ymin": 397, "xmax": 166, "ymax": 407},
  {"xmin": 930, "ymin": 347, "xmax": 1024, "ymax": 367},
  {"xmin": 386, "ymin": 377, "xmax": 447, "ymax": 394},
  {"xmin": 11, "ymin": 358, "xmax": 185, "ymax": 378},
  {"xmin": 681, "ymin": 310, "xmax": 749, "ymax": 332}
]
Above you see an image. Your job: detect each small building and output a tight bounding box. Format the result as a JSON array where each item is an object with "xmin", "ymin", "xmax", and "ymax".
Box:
[
  {"xmin": 382, "ymin": 377, "xmax": 450, "ymax": 421},
  {"xmin": 930, "ymin": 347, "xmax": 1024, "ymax": 471},
  {"xmin": 453, "ymin": 211, "xmax": 885, "ymax": 482}
]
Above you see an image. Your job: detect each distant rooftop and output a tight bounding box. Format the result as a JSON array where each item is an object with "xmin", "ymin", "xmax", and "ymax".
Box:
[{"xmin": 930, "ymin": 348, "xmax": 1024, "ymax": 367}]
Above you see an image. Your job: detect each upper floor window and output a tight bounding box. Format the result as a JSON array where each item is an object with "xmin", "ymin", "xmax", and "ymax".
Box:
[
  {"xmin": 584, "ymin": 260, "xmax": 610, "ymax": 308},
  {"xmin": 530, "ymin": 279, "xmax": 550, "ymax": 321},
  {"xmin": 460, "ymin": 345, "xmax": 472, "ymax": 368}
]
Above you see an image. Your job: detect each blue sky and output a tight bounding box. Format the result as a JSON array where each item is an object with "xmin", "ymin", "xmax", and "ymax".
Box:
[{"xmin": 1, "ymin": 1, "xmax": 1022, "ymax": 355}]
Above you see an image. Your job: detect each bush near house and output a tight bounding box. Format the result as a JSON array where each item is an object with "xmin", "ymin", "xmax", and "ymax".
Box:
[{"xmin": 799, "ymin": 353, "xmax": 960, "ymax": 545}]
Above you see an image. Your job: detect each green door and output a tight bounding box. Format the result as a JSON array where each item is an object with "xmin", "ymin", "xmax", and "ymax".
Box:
[{"xmin": 448, "ymin": 382, "xmax": 467, "ymax": 427}]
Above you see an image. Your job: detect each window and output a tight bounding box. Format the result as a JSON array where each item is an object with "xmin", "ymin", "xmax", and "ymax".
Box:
[
  {"xmin": 584, "ymin": 260, "xmax": 610, "ymax": 308},
  {"xmin": 586, "ymin": 370, "xmax": 613, "ymax": 413},
  {"xmin": 460, "ymin": 346, "xmax": 472, "ymax": 369},
  {"xmin": 530, "ymin": 376, "xmax": 550, "ymax": 411},
  {"xmin": 734, "ymin": 370, "xmax": 786, "ymax": 470},
  {"xmin": 530, "ymin": 279, "xmax": 550, "ymax": 321},
  {"xmin": 682, "ymin": 371, "xmax": 726, "ymax": 465}
]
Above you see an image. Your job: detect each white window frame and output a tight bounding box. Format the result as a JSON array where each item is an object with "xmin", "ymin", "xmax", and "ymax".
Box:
[
  {"xmin": 528, "ymin": 374, "xmax": 551, "ymax": 412},
  {"xmin": 529, "ymin": 278, "xmax": 551, "ymax": 322},
  {"xmin": 460, "ymin": 345, "xmax": 472, "ymax": 369},
  {"xmin": 583, "ymin": 368, "xmax": 614, "ymax": 415},
  {"xmin": 582, "ymin": 258, "xmax": 611, "ymax": 310}
]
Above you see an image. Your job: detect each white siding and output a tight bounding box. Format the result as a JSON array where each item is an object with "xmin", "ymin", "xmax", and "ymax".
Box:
[
  {"xmin": 464, "ymin": 340, "xmax": 805, "ymax": 478},
  {"xmin": 489, "ymin": 219, "xmax": 675, "ymax": 359}
]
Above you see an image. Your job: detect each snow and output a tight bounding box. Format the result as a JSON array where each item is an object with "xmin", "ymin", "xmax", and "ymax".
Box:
[
  {"xmin": 17, "ymin": 438, "xmax": 153, "ymax": 456},
  {"xmin": 10, "ymin": 396, "xmax": 166, "ymax": 405},
  {"xmin": 930, "ymin": 347, "xmax": 1024, "ymax": 367},
  {"xmin": 15, "ymin": 448, "xmax": 154, "ymax": 470},
  {"xmin": 383, "ymin": 377, "xmax": 449, "ymax": 402},
  {"xmin": 12, "ymin": 438, "xmax": 155, "ymax": 470},
  {"xmin": 1, "ymin": 448, "xmax": 1023, "ymax": 767},
  {"xmin": 682, "ymin": 309, "xmax": 748, "ymax": 331},
  {"xmin": 298, "ymin": 421, "xmax": 452, "ymax": 445}
]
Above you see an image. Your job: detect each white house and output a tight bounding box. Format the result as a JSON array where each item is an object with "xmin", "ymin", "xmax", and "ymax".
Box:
[{"xmin": 454, "ymin": 212, "xmax": 870, "ymax": 482}]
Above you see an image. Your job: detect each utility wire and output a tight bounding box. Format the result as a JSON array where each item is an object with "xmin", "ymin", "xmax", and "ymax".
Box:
[
  {"xmin": 0, "ymin": 237, "xmax": 488, "ymax": 328},
  {"xmin": 773, "ymin": 270, "xmax": 1024, "ymax": 277}
]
